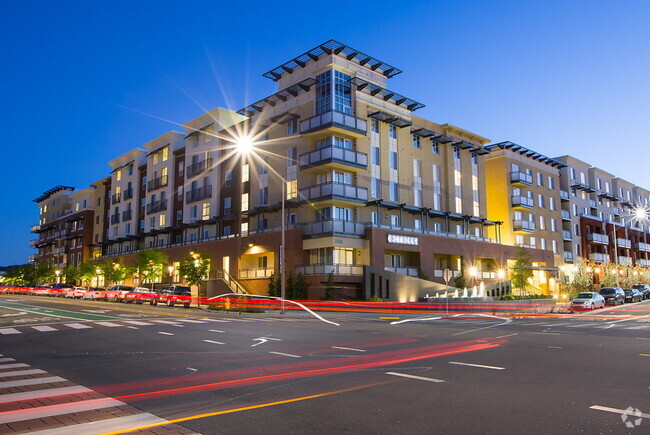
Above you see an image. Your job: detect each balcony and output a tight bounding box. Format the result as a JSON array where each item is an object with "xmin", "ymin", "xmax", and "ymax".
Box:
[
  {"xmin": 186, "ymin": 158, "xmax": 213, "ymax": 178},
  {"xmin": 589, "ymin": 199, "xmax": 597, "ymax": 209},
  {"xmin": 301, "ymin": 220, "xmax": 366, "ymax": 237},
  {"xmin": 560, "ymin": 190, "xmax": 570, "ymax": 201},
  {"xmin": 385, "ymin": 266, "xmax": 420, "ymax": 277},
  {"xmin": 299, "ymin": 110, "xmax": 367, "ymax": 137},
  {"xmin": 616, "ymin": 238, "xmax": 631, "ymax": 249},
  {"xmin": 29, "ymin": 239, "xmax": 39, "ymax": 248},
  {"xmin": 123, "ymin": 188, "xmax": 134, "ymax": 200},
  {"xmin": 239, "ymin": 268, "xmax": 274, "ymax": 279},
  {"xmin": 563, "ymin": 251, "xmax": 574, "ymax": 261},
  {"xmin": 186, "ymin": 186, "xmax": 212, "ymax": 204},
  {"xmin": 513, "ymin": 220, "xmax": 535, "ymax": 232},
  {"xmin": 54, "ymin": 229, "xmax": 69, "ymax": 238},
  {"xmin": 618, "ymin": 256, "xmax": 633, "ymax": 265},
  {"xmin": 562, "ymin": 230, "xmax": 572, "ymax": 241},
  {"xmin": 147, "ymin": 175, "xmax": 168, "ymax": 192},
  {"xmin": 110, "ymin": 214, "xmax": 120, "ymax": 225},
  {"xmin": 433, "ymin": 269, "xmax": 461, "ymax": 278},
  {"xmin": 613, "ymin": 208, "xmax": 621, "ymax": 216},
  {"xmin": 111, "ymin": 193, "xmax": 121, "ymax": 204},
  {"xmin": 561, "ymin": 210, "xmax": 571, "ymax": 221},
  {"xmin": 28, "ymin": 254, "xmax": 36, "ymax": 262},
  {"xmin": 299, "ymin": 182, "xmax": 368, "ymax": 204},
  {"xmin": 589, "ymin": 252, "xmax": 608, "ymax": 263},
  {"xmin": 30, "ymin": 224, "xmax": 41, "ymax": 233},
  {"xmin": 635, "ymin": 242, "xmax": 650, "ymax": 252},
  {"xmin": 122, "ymin": 209, "xmax": 132, "ymax": 221},
  {"xmin": 146, "ymin": 199, "xmax": 168, "ymax": 215},
  {"xmin": 295, "ymin": 263, "xmax": 364, "ymax": 276},
  {"xmin": 299, "ymin": 146, "xmax": 368, "ymax": 172},
  {"xmin": 638, "ymin": 259, "xmax": 650, "ymax": 267},
  {"xmin": 510, "ymin": 171, "xmax": 533, "ymax": 185},
  {"xmin": 511, "ymin": 195, "xmax": 534, "ymax": 209},
  {"xmin": 587, "ymin": 233, "xmax": 609, "ymax": 244}
]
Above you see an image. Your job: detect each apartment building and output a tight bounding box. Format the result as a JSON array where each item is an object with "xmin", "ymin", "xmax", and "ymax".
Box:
[{"xmin": 31, "ymin": 186, "xmax": 95, "ymax": 269}]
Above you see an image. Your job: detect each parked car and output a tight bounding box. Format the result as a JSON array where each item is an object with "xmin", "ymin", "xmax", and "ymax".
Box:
[
  {"xmin": 599, "ymin": 287, "xmax": 625, "ymax": 305},
  {"xmin": 124, "ymin": 287, "xmax": 158, "ymax": 304},
  {"xmin": 83, "ymin": 287, "xmax": 107, "ymax": 300},
  {"xmin": 623, "ymin": 288, "xmax": 643, "ymax": 303},
  {"xmin": 632, "ymin": 284, "xmax": 650, "ymax": 300},
  {"xmin": 158, "ymin": 285, "xmax": 191, "ymax": 308},
  {"xmin": 105, "ymin": 285, "xmax": 134, "ymax": 302},
  {"xmin": 570, "ymin": 292, "xmax": 605, "ymax": 310},
  {"xmin": 64, "ymin": 287, "xmax": 87, "ymax": 298}
]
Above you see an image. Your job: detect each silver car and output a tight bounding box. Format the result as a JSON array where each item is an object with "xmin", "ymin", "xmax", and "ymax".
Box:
[{"xmin": 570, "ymin": 292, "xmax": 605, "ymax": 309}]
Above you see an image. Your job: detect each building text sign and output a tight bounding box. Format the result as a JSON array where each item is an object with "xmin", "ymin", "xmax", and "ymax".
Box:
[{"xmin": 387, "ymin": 234, "xmax": 419, "ymax": 246}]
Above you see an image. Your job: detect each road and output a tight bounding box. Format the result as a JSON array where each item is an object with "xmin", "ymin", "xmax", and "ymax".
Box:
[{"xmin": 1, "ymin": 294, "xmax": 649, "ymax": 434}]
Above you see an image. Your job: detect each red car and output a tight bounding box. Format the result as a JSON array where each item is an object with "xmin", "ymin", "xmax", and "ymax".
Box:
[{"xmin": 123, "ymin": 287, "xmax": 158, "ymax": 305}]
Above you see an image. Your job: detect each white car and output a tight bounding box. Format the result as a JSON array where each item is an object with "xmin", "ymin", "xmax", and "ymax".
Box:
[
  {"xmin": 64, "ymin": 287, "xmax": 87, "ymax": 298},
  {"xmin": 570, "ymin": 292, "xmax": 605, "ymax": 310}
]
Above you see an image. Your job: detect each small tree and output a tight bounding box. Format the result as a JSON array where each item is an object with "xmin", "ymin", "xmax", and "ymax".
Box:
[
  {"xmin": 294, "ymin": 273, "xmax": 308, "ymax": 299},
  {"xmin": 267, "ymin": 273, "xmax": 278, "ymax": 297},
  {"xmin": 100, "ymin": 261, "xmax": 127, "ymax": 287},
  {"xmin": 136, "ymin": 250, "xmax": 168, "ymax": 289},
  {"xmin": 178, "ymin": 252, "xmax": 210, "ymax": 288},
  {"xmin": 285, "ymin": 272, "xmax": 295, "ymax": 299},
  {"xmin": 61, "ymin": 265, "xmax": 81, "ymax": 285},
  {"xmin": 454, "ymin": 264, "xmax": 466, "ymax": 289},
  {"xmin": 78, "ymin": 262, "xmax": 100, "ymax": 287},
  {"xmin": 324, "ymin": 272, "xmax": 335, "ymax": 300},
  {"xmin": 2, "ymin": 265, "xmax": 27, "ymax": 286},
  {"xmin": 510, "ymin": 246, "xmax": 533, "ymax": 295},
  {"xmin": 600, "ymin": 261, "xmax": 618, "ymax": 287},
  {"xmin": 570, "ymin": 257, "xmax": 593, "ymax": 292}
]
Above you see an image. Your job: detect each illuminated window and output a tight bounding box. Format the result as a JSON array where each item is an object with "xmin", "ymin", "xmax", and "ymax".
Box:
[
  {"xmin": 159, "ymin": 214, "xmax": 166, "ymax": 227},
  {"xmin": 202, "ymin": 202, "xmax": 210, "ymax": 220},
  {"xmin": 162, "ymin": 146, "xmax": 169, "ymax": 162},
  {"xmin": 241, "ymin": 222, "xmax": 249, "ymax": 236},
  {"xmin": 287, "ymin": 180, "xmax": 297, "ymax": 199},
  {"xmin": 242, "ymin": 164, "xmax": 249, "ymax": 182},
  {"xmin": 116, "ymin": 169, "xmax": 122, "ymax": 181},
  {"xmin": 153, "ymin": 153, "xmax": 159, "ymax": 165},
  {"xmin": 241, "ymin": 193, "xmax": 249, "ymax": 212}
]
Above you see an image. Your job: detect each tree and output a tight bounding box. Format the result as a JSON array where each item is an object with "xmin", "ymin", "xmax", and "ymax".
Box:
[
  {"xmin": 294, "ymin": 273, "xmax": 308, "ymax": 299},
  {"xmin": 285, "ymin": 272, "xmax": 295, "ymax": 299},
  {"xmin": 2, "ymin": 265, "xmax": 27, "ymax": 286},
  {"xmin": 135, "ymin": 250, "xmax": 168, "ymax": 289},
  {"xmin": 510, "ymin": 246, "xmax": 533, "ymax": 294},
  {"xmin": 324, "ymin": 272, "xmax": 335, "ymax": 300},
  {"xmin": 100, "ymin": 261, "xmax": 128, "ymax": 287},
  {"xmin": 78, "ymin": 262, "xmax": 100, "ymax": 287},
  {"xmin": 61, "ymin": 265, "xmax": 80, "ymax": 285},
  {"xmin": 569, "ymin": 257, "xmax": 593, "ymax": 292},
  {"xmin": 178, "ymin": 252, "xmax": 210, "ymax": 287},
  {"xmin": 454, "ymin": 264, "xmax": 466, "ymax": 289},
  {"xmin": 267, "ymin": 273, "xmax": 278, "ymax": 297},
  {"xmin": 600, "ymin": 261, "xmax": 618, "ymax": 288}
]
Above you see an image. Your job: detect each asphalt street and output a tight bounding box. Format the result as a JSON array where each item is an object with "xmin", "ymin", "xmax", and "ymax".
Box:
[{"xmin": 1, "ymin": 294, "xmax": 649, "ymax": 434}]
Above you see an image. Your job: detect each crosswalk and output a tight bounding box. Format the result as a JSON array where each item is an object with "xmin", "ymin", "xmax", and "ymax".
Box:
[
  {"xmin": 0, "ymin": 316, "xmax": 323, "ymax": 335},
  {"xmin": 0, "ymin": 355, "xmax": 196, "ymax": 434}
]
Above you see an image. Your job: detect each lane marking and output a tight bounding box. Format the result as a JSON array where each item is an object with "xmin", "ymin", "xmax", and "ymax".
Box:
[
  {"xmin": 449, "ymin": 361, "xmax": 505, "ymax": 370},
  {"xmin": 269, "ymin": 351, "xmax": 301, "ymax": 358},
  {"xmin": 64, "ymin": 323, "xmax": 92, "ymax": 329},
  {"xmin": 385, "ymin": 371, "xmax": 446, "ymax": 383},
  {"xmin": 0, "ymin": 358, "xmax": 15, "ymax": 363},
  {"xmin": 203, "ymin": 340, "xmax": 224, "ymax": 345},
  {"xmin": 0, "ymin": 397, "xmax": 125, "ymax": 424},
  {"xmin": 640, "ymin": 354, "xmax": 650, "ymax": 357},
  {"xmin": 495, "ymin": 333, "xmax": 518, "ymax": 339},
  {"xmin": 94, "ymin": 321, "xmax": 122, "ymax": 327},
  {"xmin": 331, "ymin": 346, "xmax": 366, "ymax": 352},
  {"xmin": 176, "ymin": 319, "xmax": 208, "ymax": 324},
  {"xmin": 548, "ymin": 346, "xmax": 563, "ymax": 349},
  {"xmin": 31, "ymin": 325, "xmax": 57, "ymax": 332},
  {"xmin": 0, "ymin": 368, "xmax": 46, "ymax": 378},
  {"xmin": 0, "ymin": 363, "xmax": 30, "ymax": 370},
  {"xmin": 0, "ymin": 301, "xmax": 117, "ymax": 321},
  {"xmin": 590, "ymin": 405, "xmax": 650, "ymax": 419},
  {"xmin": 0, "ymin": 376, "xmax": 66, "ymax": 388},
  {"xmin": 29, "ymin": 412, "xmax": 169, "ymax": 435},
  {"xmin": 0, "ymin": 385, "xmax": 91, "ymax": 404},
  {"xmin": 127, "ymin": 326, "xmax": 139, "ymax": 329},
  {"xmin": 0, "ymin": 328, "xmax": 21, "ymax": 335},
  {"xmin": 158, "ymin": 332, "xmax": 174, "ymax": 336},
  {"xmin": 380, "ymin": 317, "xmax": 400, "ymax": 320},
  {"xmin": 200, "ymin": 319, "xmax": 230, "ymax": 323},
  {"xmin": 209, "ymin": 329, "xmax": 225, "ymax": 333},
  {"xmin": 123, "ymin": 321, "xmax": 152, "ymax": 326},
  {"xmin": 152, "ymin": 320, "xmax": 183, "ymax": 325}
]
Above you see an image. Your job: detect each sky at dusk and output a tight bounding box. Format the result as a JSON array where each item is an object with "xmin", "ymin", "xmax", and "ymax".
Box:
[{"xmin": 2, "ymin": 0, "xmax": 650, "ymax": 266}]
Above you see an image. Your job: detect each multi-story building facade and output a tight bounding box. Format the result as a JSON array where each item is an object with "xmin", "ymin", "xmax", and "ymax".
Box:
[{"xmin": 29, "ymin": 40, "xmax": 650, "ymax": 298}]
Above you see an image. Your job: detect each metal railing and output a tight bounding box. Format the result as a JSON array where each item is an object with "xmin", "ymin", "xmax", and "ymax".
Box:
[
  {"xmin": 299, "ymin": 146, "xmax": 368, "ymax": 169},
  {"xmin": 365, "ymin": 222, "xmax": 498, "ymax": 244},
  {"xmin": 123, "ymin": 188, "xmax": 134, "ymax": 200},
  {"xmin": 301, "ymin": 220, "xmax": 366, "ymax": 237},
  {"xmin": 510, "ymin": 171, "xmax": 533, "ymax": 185},
  {"xmin": 513, "ymin": 220, "xmax": 535, "ymax": 231},
  {"xmin": 111, "ymin": 193, "xmax": 121, "ymax": 204},
  {"xmin": 122, "ymin": 209, "xmax": 132, "ymax": 221},
  {"xmin": 559, "ymin": 190, "xmax": 570, "ymax": 200},
  {"xmin": 213, "ymin": 269, "xmax": 247, "ymax": 294},
  {"xmin": 588, "ymin": 252, "xmax": 608, "ymax": 262},
  {"xmin": 299, "ymin": 110, "xmax": 367, "ymax": 135},
  {"xmin": 561, "ymin": 210, "xmax": 571, "ymax": 220},
  {"xmin": 147, "ymin": 175, "xmax": 168, "ymax": 191},
  {"xmin": 146, "ymin": 199, "xmax": 168, "ymax": 215},
  {"xmin": 511, "ymin": 195, "xmax": 534, "ymax": 208},
  {"xmin": 295, "ymin": 263, "xmax": 364, "ymax": 276},
  {"xmin": 587, "ymin": 233, "xmax": 609, "ymax": 244},
  {"xmin": 385, "ymin": 266, "xmax": 419, "ymax": 277},
  {"xmin": 562, "ymin": 230, "xmax": 572, "ymax": 240},
  {"xmin": 110, "ymin": 214, "xmax": 120, "ymax": 225},
  {"xmin": 186, "ymin": 186, "xmax": 212, "ymax": 203},
  {"xmin": 635, "ymin": 242, "xmax": 650, "ymax": 252},
  {"xmin": 238, "ymin": 268, "xmax": 274, "ymax": 279},
  {"xmin": 616, "ymin": 238, "xmax": 631, "ymax": 248},
  {"xmin": 563, "ymin": 251, "xmax": 574, "ymax": 260},
  {"xmin": 299, "ymin": 181, "xmax": 368, "ymax": 203},
  {"xmin": 186, "ymin": 158, "xmax": 213, "ymax": 178}
]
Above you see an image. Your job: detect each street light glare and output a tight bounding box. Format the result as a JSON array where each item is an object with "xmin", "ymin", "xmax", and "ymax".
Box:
[
  {"xmin": 236, "ymin": 135, "xmax": 254, "ymax": 154},
  {"xmin": 634, "ymin": 206, "xmax": 648, "ymax": 222}
]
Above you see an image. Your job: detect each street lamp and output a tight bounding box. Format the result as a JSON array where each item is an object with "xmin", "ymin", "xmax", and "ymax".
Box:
[
  {"xmin": 95, "ymin": 267, "xmax": 101, "ymax": 288},
  {"xmin": 235, "ymin": 135, "xmax": 286, "ymax": 314},
  {"xmin": 497, "ymin": 268, "xmax": 506, "ymax": 297},
  {"xmin": 54, "ymin": 269, "xmax": 60, "ymax": 284},
  {"xmin": 612, "ymin": 206, "xmax": 649, "ymax": 265},
  {"xmin": 168, "ymin": 265, "xmax": 174, "ymax": 284}
]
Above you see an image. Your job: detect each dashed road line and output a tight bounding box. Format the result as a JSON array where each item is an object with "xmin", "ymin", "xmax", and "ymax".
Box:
[
  {"xmin": 269, "ymin": 351, "xmax": 301, "ymax": 358},
  {"xmin": 203, "ymin": 339, "xmax": 225, "ymax": 345},
  {"xmin": 64, "ymin": 323, "xmax": 92, "ymax": 329},
  {"xmin": 0, "ymin": 328, "xmax": 21, "ymax": 335},
  {"xmin": 449, "ymin": 361, "xmax": 505, "ymax": 370},
  {"xmin": 590, "ymin": 405, "xmax": 650, "ymax": 419},
  {"xmin": 158, "ymin": 332, "xmax": 174, "ymax": 336},
  {"xmin": 0, "ymin": 363, "xmax": 30, "ymax": 370},
  {"xmin": 209, "ymin": 329, "xmax": 225, "ymax": 333},
  {"xmin": 386, "ymin": 372, "xmax": 446, "ymax": 383},
  {"xmin": 94, "ymin": 321, "xmax": 122, "ymax": 327},
  {"xmin": 31, "ymin": 325, "xmax": 57, "ymax": 332},
  {"xmin": 331, "ymin": 346, "xmax": 366, "ymax": 352}
]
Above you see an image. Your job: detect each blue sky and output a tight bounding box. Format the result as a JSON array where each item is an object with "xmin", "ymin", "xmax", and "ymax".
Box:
[{"xmin": 2, "ymin": 0, "xmax": 649, "ymax": 266}]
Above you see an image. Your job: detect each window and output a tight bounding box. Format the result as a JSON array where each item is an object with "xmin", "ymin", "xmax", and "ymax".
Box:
[
  {"xmin": 258, "ymin": 159, "xmax": 268, "ymax": 175},
  {"xmin": 432, "ymin": 142, "xmax": 439, "ymax": 154},
  {"xmin": 551, "ymin": 219, "xmax": 557, "ymax": 232},
  {"xmin": 202, "ymin": 202, "xmax": 210, "ymax": 220},
  {"xmin": 286, "ymin": 180, "xmax": 297, "ymax": 199},
  {"xmin": 538, "ymin": 194, "xmax": 544, "ymax": 208},
  {"xmin": 223, "ymin": 226, "xmax": 231, "ymax": 236},
  {"xmin": 316, "ymin": 71, "xmax": 332, "ymax": 115},
  {"xmin": 388, "ymin": 124, "xmax": 397, "ymax": 139},
  {"xmin": 224, "ymin": 197, "xmax": 231, "ymax": 216},
  {"xmin": 288, "ymin": 213, "xmax": 297, "ymax": 225},
  {"xmin": 548, "ymin": 176, "xmax": 554, "ymax": 190},
  {"xmin": 162, "ymin": 146, "xmax": 169, "ymax": 162},
  {"xmin": 259, "ymin": 187, "xmax": 268, "ymax": 205},
  {"xmin": 371, "ymin": 118, "xmax": 379, "ymax": 133},
  {"xmin": 539, "ymin": 216, "xmax": 545, "ymax": 230},
  {"xmin": 371, "ymin": 147, "xmax": 380, "ymax": 165},
  {"xmin": 412, "ymin": 135, "xmax": 421, "ymax": 148},
  {"xmin": 371, "ymin": 178, "xmax": 381, "ymax": 198},
  {"xmin": 149, "ymin": 216, "xmax": 155, "ymax": 229},
  {"xmin": 537, "ymin": 173, "xmax": 543, "ymax": 186},
  {"xmin": 241, "ymin": 222, "xmax": 248, "ymax": 236},
  {"xmin": 241, "ymin": 193, "xmax": 249, "ymax": 212},
  {"xmin": 333, "ymin": 70, "xmax": 352, "ymax": 114},
  {"xmin": 152, "ymin": 153, "xmax": 159, "ymax": 165},
  {"xmin": 159, "ymin": 214, "xmax": 166, "ymax": 227},
  {"xmin": 176, "ymin": 210, "xmax": 182, "ymax": 224},
  {"xmin": 549, "ymin": 197, "xmax": 556, "ymax": 211},
  {"xmin": 225, "ymin": 169, "xmax": 232, "ymax": 187},
  {"xmin": 389, "ymin": 151, "xmax": 398, "ymax": 170},
  {"xmin": 552, "ymin": 240, "xmax": 558, "ymax": 254},
  {"xmin": 540, "ymin": 238, "xmax": 546, "ymax": 250},
  {"xmin": 390, "ymin": 215, "xmax": 400, "ymax": 227},
  {"xmin": 371, "ymin": 212, "xmax": 379, "ymax": 224},
  {"xmin": 287, "ymin": 118, "xmax": 298, "ymax": 135},
  {"xmin": 242, "ymin": 164, "xmax": 249, "ymax": 182},
  {"xmin": 389, "ymin": 182, "xmax": 398, "ymax": 201}
]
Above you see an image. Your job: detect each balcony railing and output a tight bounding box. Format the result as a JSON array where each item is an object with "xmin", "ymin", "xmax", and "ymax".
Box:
[
  {"xmin": 146, "ymin": 199, "xmax": 168, "ymax": 215},
  {"xmin": 511, "ymin": 195, "xmax": 534, "ymax": 209},
  {"xmin": 111, "ymin": 193, "xmax": 121, "ymax": 204},
  {"xmin": 301, "ymin": 220, "xmax": 366, "ymax": 237},
  {"xmin": 618, "ymin": 256, "xmax": 633, "ymax": 265},
  {"xmin": 564, "ymin": 251, "xmax": 574, "ymax": 261},
  {"xmin": 589, "ymin": 199, "xmax": 597, "ymax": 208},
  {"xmin": 28, "ymin": 254, "xmax": 36, "ymax": 262},
  {"xmin": 513, "ymin": 220, "xmax": 535, "ymax": 232},
  {"xmin": 587, "ymin": 233, "xmax": 609, "ymax": 244},
  {"xmin": 299, "ymin": 146, "xmax": 368, "ymax": 170},
  {"xmin": 238, "ymin": 268, "xmax": 274, "ymax": 279},
  {"xmin": 186, "ymin": 158, "xmax": 213, "ymax": 178},
  {"xmin": 433, "ymin": 269, "xmax": 461, "ymax": 278},
  {"xmin": 562, "ymin": 230, "xmax": 572, "ymax": 241},
  {"xmin": 123, "ymin": 188, "xmax": 134, "ymax": 200},
  {"xmin": 299, "ymin": 110, "xmax": 367, "ymax": 136},
  {"xmin": 638, "ymin": 259, "xmax": 650, "ymax": 267},
  {"xmin": 295, "ymin": 263, "xmax": 364, "ymax": 276},
  {"xmin": 589, "ymin": 252, "xmax": 608, "ymax": 262},
  {"xmin": 561, "ymin": 210, "xmax": 571, "ymax": 220},
  {"xmin": 365, "ymin": 222, "xmax": 498, "ymax": 244},
  {"xmin": 616, "ymin": 238, "xmax": 631, "ymax": 248},
  {"xmin": 122, "ymin": 209, "xmax": 132, "ymax": 221},
  {"xmin": 559, "ymin": 190, "xmax": 570, "ymax": 200},
  {"xmin": 29, "ymin": 239, "xmax": 39, "ymax": 248},
  {"xmin": 186, "ymin": 186, "xmax": 213, "ymax": 204},
  {"xmin": 385, "ymin": 266, "xmax": 420, "ymax": 277},
  {"xmin": 110, "ymin": 214, "xmax": 120, "ymax": 225},
  {"xmin": 635, "ymin": 242, "xmax": 650, "ymax": 252},
  {"xmin": 510, "ymin": 171, "xmax": 533, "ymax": 185},
  {"xmin": 30, "ymin": 224, "xmax": 41, "ymax": 233},
  {"xmin": 299, "ymin": 181, "xmax": 368, "ymax": 203},
  {"xmin": 147, "ymin": 175, "xmax": 168, "ymax": 191}
]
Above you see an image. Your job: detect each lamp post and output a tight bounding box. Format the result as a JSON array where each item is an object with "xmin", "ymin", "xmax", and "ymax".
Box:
[
  {"xmin": 95, "ymin": 267, "xmax": 101, "ymax": 288},
  {"xmin": 611, "ymin": 206, "xmax": 648, "ymax": 266},
  {"xmin": 497, "ymin": 268, "xmax": 506, "ymax": 297},
  {"xmin": 168, "ymin": 265, "xmax": 174, "ymax": 284}
]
